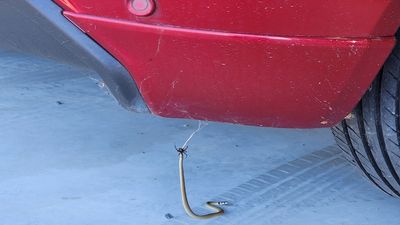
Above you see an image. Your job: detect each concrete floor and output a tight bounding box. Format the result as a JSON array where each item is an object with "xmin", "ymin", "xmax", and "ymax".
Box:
[{"xmin": 0, "ymin": 50, "xmax": 399, "ymax": 225}]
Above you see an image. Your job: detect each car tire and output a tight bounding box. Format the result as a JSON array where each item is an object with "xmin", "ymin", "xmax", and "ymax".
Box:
[{"xmin": 332, "ymin": 43, "xmax": 400, "ymax": 196}]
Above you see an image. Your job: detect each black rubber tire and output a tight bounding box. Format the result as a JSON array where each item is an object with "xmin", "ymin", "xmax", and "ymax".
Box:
[{"xmin": 332, "ymin": 43, "xmax": 400, "ymax": 197}]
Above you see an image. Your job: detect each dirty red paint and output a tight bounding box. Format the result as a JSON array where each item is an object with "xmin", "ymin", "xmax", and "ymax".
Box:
[
  {"xmin": 54, "ymin": 0, "xmax": 399, "ymax": 128},
  {"xmin": 54, "ymin": 0, "xmax": 400, "ymax": 37}
]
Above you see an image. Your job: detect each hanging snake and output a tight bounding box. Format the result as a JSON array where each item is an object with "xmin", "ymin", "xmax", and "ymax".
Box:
[{"xmin": 177, "ymin": 146, "xmax": 228, "ymax": 220}]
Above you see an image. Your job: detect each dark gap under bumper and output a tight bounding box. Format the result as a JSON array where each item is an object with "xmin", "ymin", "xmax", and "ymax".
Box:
[{"xmin": 0, "ymin": 0, "xmax": 148, "ymax": 112}]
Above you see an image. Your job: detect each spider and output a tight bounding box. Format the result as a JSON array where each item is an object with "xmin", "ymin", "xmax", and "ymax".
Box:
[{"xmin": 175, "ymin": 145, "xmax": 188, "ymax": 158}]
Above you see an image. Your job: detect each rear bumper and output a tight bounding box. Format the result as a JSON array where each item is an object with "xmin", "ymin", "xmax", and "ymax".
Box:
[
  {"xmin": 0, "ymin": 0, "xmax": 148, "ymax": 112},
  {"xmin": 65, "ymin": 12, "xmax": 396, "ymax": 128},
  {"xmin": 2, "ymin": 0, "xmax": 397, "ymax": 128}
]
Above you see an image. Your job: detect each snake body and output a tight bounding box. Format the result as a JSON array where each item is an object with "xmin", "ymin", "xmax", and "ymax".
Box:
[{"xmin": 178, "ymin": 152, "xmax": 227, "ymax": 219}]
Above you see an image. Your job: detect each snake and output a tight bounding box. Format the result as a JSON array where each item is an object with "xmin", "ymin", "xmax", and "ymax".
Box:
[{"xmin": 177, "ymin": 149, "xmax": 228, "ymax": 219}]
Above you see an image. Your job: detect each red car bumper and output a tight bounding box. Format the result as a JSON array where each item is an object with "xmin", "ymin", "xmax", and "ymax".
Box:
[{"xmin": 56, "ymin": 0, "xmax": 400, "ymax": 128}]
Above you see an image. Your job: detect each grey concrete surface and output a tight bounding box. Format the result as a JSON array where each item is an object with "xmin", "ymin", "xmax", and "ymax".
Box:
[{"xmin": 0, "ymin": 50, "xmax": 399, "ymax": 225}]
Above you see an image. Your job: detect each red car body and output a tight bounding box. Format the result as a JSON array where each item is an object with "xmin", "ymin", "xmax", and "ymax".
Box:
[{"xmin": 48, "ymin": 1, "xmax": 400, "ymax": 127}]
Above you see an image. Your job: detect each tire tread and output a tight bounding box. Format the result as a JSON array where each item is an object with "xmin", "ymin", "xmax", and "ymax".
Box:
[{"xmin": 331, "ymin": 43, "xmax": 400, "ymax": 196}]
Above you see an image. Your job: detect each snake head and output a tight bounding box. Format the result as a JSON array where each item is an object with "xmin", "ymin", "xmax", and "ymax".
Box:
[{"xmin": 217, "ymin": 201, "xmax": 229, "ymax": 205}]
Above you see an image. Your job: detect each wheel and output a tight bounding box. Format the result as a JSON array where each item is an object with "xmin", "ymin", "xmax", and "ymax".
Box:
[{"xmin": 332, "ymin": 43, "xmax": 400, "ymax": 196}]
